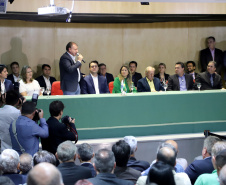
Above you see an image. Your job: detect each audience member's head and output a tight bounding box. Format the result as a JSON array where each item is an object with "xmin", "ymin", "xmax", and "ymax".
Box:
[
  {"xmin": 56, "ymin": 141, "xmax": 77, "ymax": 163},
  {"xmin": 19, "ymin": 153, "xmax": 33, "ymax": 174},
  {"xmin": 129, "ymin": 61, "xmax": 138, "ymax": 75},
  {"xmin": 165, "ymin": 140, "xmax": 179, "ymax": 154},
  {"xmin": 49, "ymin": 100, "xmax": 64, "ymax": 118},
  {"xmin": 211, "ymin": 141, "xmax": 226, "ymax": 169},
  {"xmin": 89, "ymin": 60, "xmax": 99, "ymax": 76},
  {"xmin": 75, "ymin": 179, "xmax": 93, "ymax": 185},
  {"xmin": 186, "ymin": 61, "xmax": 196, "ymax": 73},
  {"xmin": 21, "ymin": 101, "xmax": 36, "ymax": 117},
  {"xmin": 98, "ymin": 63, "xmax": 107, "ymax": 76},
  {"xmin": 219, "ymin": 164, "xmax": 226, "ymax": 185},
  {"xmin": 120, "ymin": 65, "xmax": 130, "ymax": 79},
  {"xmin": 215, "ymin": 149, "xmax": 226, "ymax": 175},
  {"xmin": 21, "ymin": 65, "xmax": 33, "ymax": 83},
  {"xmin": 0, "ymin": 149, "xmax": 20, "ymax": 174},
  {"xmin": 112, "ymin": 140, "xmax": 130, "ymax": 167},
  {"xmin": 27, "ymin": 162, "xmax": 63, "ymax": 185},
  {"xmin": 202, "ymin": 136, "xmax": 221, "ymax": 159},
  {"xmin": 33, "ymin": 150, "xmax": 56, "ymax": 166},
  {"xmin": 157, "ymin": 142, "xmax": 177, "ymax": 157},
  {"xmin": 5, "ymin": 90, "xmax": 20, "ymax": 106},
  {"xmin": 10, "ymin": 61, "xmax": 20, "ymax": 75},
  {"xmin": 0, "ymin": 176, "xmax": 15, "ymax": 185},
  {"xmin": 147, "ymin": 161, "xmax": 175, "ymax": 185},
  {"xmin": 207, "ymin": 36, "xmax": 216, "ymax": 50},
  {"xmin": 207, "ymin": 61, "xmax": 217, "ymax": 74},
  {"xmin": 94, "ymin": 148, "xmax": 115, "ymax": 174},
  {"xmin": 77, "ymin": 143, "xmax": 94, "ymax": 163},
  {"xmin": 0, "ymin": 64, "xmax": 8, "ymax": 80},
  {"xmin": 158, "ymin": 63, "xmax": 166, "ymax": 74},
  {"xmin": 145, "ymin": 66, "xmax": 155, "ymax": 81},
  {"xmin": 157, "ymin": 147, "xmax": 176, "ymax": 167},
  {"xmin": 124, "ymin": 136, "xmax": 137, "ymax": 156},
  {"xmin": 175, "ymin": 62, "xmax": 185, "ymax": 76},
  {"xmin": 42, "ymin": 64, "xmax": 51, "ymax": 78}
]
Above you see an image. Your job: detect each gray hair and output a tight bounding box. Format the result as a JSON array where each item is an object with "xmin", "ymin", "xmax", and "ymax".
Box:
[
  {"xmin": 20, "ymin": 153, "xmax": 33, "ymax": 173},
  {"xmin": 0, "ymin": 149, "xmax": 19, "ymax": 173},
  {"xmin": 27, "ymin": 162, "xmax": 63, "ymax": 185},
  {"xmin": 212, "ymin": 141, "xmax": 226, "ymax": 157},
  {"xmin": 77, "ymin": 143, "xmax": 94, "ymax": 161},
  {"xmin": 157, "ymin": 143, "xmax": 177, "ymax": 158},
  {"xmin": 203, "ymin": 136, "xmax": 221, "ymax": 155},
  {"xmin": 124, "ymin": 136, "xmax": 137, "ymax": 155},
  {"xmin": 145, "ymin": 66, "xmax": 155, "ymax": 76},
  {"xmin": 94, "ymin": 148, "xmax": 115, "ymax": 173},
  {"xmin": 33, "ymin": 150, "xmax": 56, "ymax": 166},
  {"xmin": 57, "ymin": 141, "xmax": 77, "ymax": 162}
]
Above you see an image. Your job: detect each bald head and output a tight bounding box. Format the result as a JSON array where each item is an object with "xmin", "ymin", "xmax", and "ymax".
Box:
[
  {"xmin": 27, "ymin": 162, "xmax": 63, "ymax": 185},
  {"xmin": 165, "ymin": 140, "xmax": 178, "ymax": 153},
  {"xmin": 157, "ymin": 147, "xmax": 176, "ymax": 167}
]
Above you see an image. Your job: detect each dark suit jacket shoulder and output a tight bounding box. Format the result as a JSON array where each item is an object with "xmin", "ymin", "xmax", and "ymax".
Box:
[
  {"xmin": 88, "ymin": 173, "xmax": 134, "ymax": 185},
  {"xmin": 3, "ymin": 173, "xmax": 27, "ymax": 185},
  {"xmin": 106, "ymin": 73, "xmax": 114, "ymax": 84},
  {"xmin": 7, "ymin": 74, "xmax": 15, "ymax": 84},
  {"xmin": 137, "ymin": 77, "xmax": 164, "ymax": 92},
  {"xmin": 57, "ymin": 162, "xmax": 92, "ymax": 185},
  {"xmin": 3, "ymin": 79, "xmax": 14, "ymax": 92},
  {"xmin": 127, "ymin": 157, "xmax": 150, "ymax": 172},
  {"xmin": 81, "ymin": 74, "xmax": 109, "ymax": 94},
  {"xmin": 185, "ymin": 157, "xmax": 214, "ymax": 185},
  {"xmin": 132, "ymin": 72, "xmax": 142, "ymax": 87},
  {"xmin": 81, "ymin": 162, "xmax": 96, "ymax": 177},
  {"xmin": 167, "ymin": 74, "xmax": 194, "ymax": 91},
  {"xmin": 154, "ymin": 73, "xmax": 170, "ymax": 81},
  {"xmin": 35, "ymin": 75, "xmax": 56, "ymax": 89}
]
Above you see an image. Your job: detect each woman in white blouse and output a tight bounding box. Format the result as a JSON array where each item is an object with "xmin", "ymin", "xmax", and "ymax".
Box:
[{"xmin": 19, "ymin": 66, "xmax": 41, "ymax": 96}]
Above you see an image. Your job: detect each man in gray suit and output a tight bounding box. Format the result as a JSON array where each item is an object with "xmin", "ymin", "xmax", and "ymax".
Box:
[{"xmin": 59, "ymin": 42, "xmax": 83, "ymax": 95}]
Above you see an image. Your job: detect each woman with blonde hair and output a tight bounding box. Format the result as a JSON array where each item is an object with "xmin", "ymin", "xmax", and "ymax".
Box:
[
  {"xmin": 112, "ymin": 65, "xmax": 136, "ymax": 93},
  {"xmin": 19, "ymin": 66, "xmax": 41, "ymax": 96}
]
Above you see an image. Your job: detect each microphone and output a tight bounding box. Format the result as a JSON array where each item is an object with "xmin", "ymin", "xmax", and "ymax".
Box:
[{"xmin": 77, "ymin": 53, "xmax": 86, "ymax": 63}]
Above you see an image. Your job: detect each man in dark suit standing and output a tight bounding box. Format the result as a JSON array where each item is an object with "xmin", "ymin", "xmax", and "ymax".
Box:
[
  {"xmin": 87, "ymin": 148, "xmax": 134, "ymax": 185},
  {"xmin": 36, "ymin": 64, "xmax": 56, "ymax": 92},
  {"xmin": 186, "ymin": 61, "xmax": 198, "ymax": 81},
  {"xmin": 196, "ymin": 61, "xmax": 222, "ymax": 90},
  {"xmin": 98, "ymin": 63, "xmax": 114, "ymax": 84},
  {"xmin": 56, "ymin": 141, "xmax": 92, "ymax": 185},
  {"xmin": 167, "ymin": 62, "xmax": 194, "ymax": 91},
  {"xmin": 81, "ymin": 60, "xmax": 109, "ymax": 94},
  {"xmin": 129, "ymin": 61, "xmax": 142, "ymax": 88},
  {"xmin": 200, "ymin": 36, "xmax": 223, "ymax": 74},
  {"xmin": 59, "ymin": 42, "xmax": 83, "ymax": 95},
  {"xmin": 7, "ymin": 61, "xmax": 20, "ymax": 92},
  {"xmin": 137, "ymin": 66, "xmax": 164, "ymax": 92}
]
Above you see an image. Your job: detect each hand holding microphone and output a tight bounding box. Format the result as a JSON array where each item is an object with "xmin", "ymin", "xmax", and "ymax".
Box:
[{"xmin": 77, "ymin": 53, "xmax": 86, "ymax": 63}]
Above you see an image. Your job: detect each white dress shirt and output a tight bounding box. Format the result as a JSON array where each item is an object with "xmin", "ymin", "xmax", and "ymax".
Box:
[{"xmin": 91, "ymin": 74, "xmax": 100, "ymax": 94}]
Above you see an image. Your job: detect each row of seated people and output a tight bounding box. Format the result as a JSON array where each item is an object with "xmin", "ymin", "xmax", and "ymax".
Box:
[
  {"xmin": 1, "ymin": 134, "xmax": 226, "ymax": 185},
  {"xmin": 0, "ymin": 58, "xmax": 223, "ymax": 99}
]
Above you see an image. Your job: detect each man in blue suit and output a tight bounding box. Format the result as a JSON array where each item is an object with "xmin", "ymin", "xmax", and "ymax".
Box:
[
  {"xmin": 59, "ymin": 42, "xmax": 83, "ymax": 95},
  {"xmin": 137, "ymin": 66, "xmax": 164, "ymax": 92},
  {"xmin": 0, "ymin": 64, "xmax": 13, "ymax": 95},
  {"xmin": 81, "ymin": 60, "xmax": 109, "ymax": 94}
]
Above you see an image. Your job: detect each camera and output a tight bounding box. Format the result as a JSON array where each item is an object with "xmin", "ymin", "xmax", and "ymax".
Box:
[
  {"xmin": 33, "ymin": 109, "xmax": 41, "ymax": 123},
  {"xmin": 61, "ymin": 115, "xmax": 74, "ymax": 125},
  {"xmin": 32, "ymin": 93, "xmax": 39, "ymax": 106}
]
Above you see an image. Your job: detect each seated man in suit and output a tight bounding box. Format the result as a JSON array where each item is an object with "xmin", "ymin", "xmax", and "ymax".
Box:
[
  {"xmin": 196, "ymin": 61, "xmax": 222, "ymax": 90},
  {"xmin": 185, "ymin": 136, "xmax": 221, "ymax": 184},
  {"xmin": 129, "ymin": 61, "xmax": 142, "ymax": 88},
  {"xmin": 137, "ymin": 66, "xmax": 164, "ymax": 92},
  {"xmin": 200, "ymin": 36, "xmax": 223, "ymax": 74},
  {"xmin": 77, "ymin": 143, "xmax": 96, "ymax": 177},
  {"xmin": 168, "ymin": 62, "xmax": 194, "ymax": 91},
  {"xmin": 87, "ymin": 148, "xmax": 134, "ymax": 185},
  {"xmin": 186, "ymin": 61, "xmax": 198, "ymax": 81},
  {"xmin": 98, "ymin": 63, "xmax": 114, "ymax": 84},
  {"xmin": 36, "ymin": 64, "xmax": 56, "ymax": 93},
  {"xmin": 56, "ymin": 141, "xmax": 92, "ymax": 185},
  {"xmin": 81, "ymin": 60, "xmax": 109, "ymax": 94},
  {"xmin": 124, "ymin": 136, "xmax": 150, "ymax": 172},
  {"xmin": 7, "ymin": 61, "xmax": 21, "ymax": 92}
]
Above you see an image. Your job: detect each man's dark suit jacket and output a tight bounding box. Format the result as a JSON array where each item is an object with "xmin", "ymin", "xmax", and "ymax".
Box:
[
  {"xmin": 1, "ymin": 79, "xmax": 14, "ymax": 93},
  {"xmin": 88, "ymin": 173, "xmax": 134, "ymax": 185},
  {"xmin": 167, "ymin": 74, "xmax": 194, "ymax": 91},
  {"xmin": 196, "ymin": 71, "xmax": 222, "ymax": 90},
  {"xmin": 99, "ymin": 72, "xmax": 114, "ymax": 84},
  {"xmin": 200, "ymin": 47, "xmax": 223, "ymax": 74},
  {"xmin": 137, "ymin": 77, "xmax": 164, "ymax": 92},
  {"xmin": 57, "ymin": 162, "xmax": 92, "ymax": 185},
  {"xmin": 81, "ymin": 162, "xmax": 96, "ymax": 177},
  {"xmin": 59, "ymin": 52, "xmax": 81, "ymax": 92},
  {"xmin": 41, "ymin": 117, "xmax": 78, "ymax": 155},
  {"xmin": 154, "ymin": 73, "xmax": 170, "ymax": 82},
  {"xmin": 81, "ymin": 74, "xmax": 109, "ymax": 94},
  {"xmin": 127, "ymin": 157, "xmax": 150, "ymax": 172},
  {"xmin": 3, "ymin": 173, "xmax": 27, "ymax": 185},
  {"xmin": 7, "ymin": 74, "xmax": 20, "ymax": 91},
  {"xmin": 185, "ymin": 157, "xmax": 214, "ymax": 185},
  {"xmin": 132, "ymin": 72, "xmax": 142, "ymax": 87},
  {"xmin": 35, "ymin": 75, "xmax": 56, "ymax": 89}
]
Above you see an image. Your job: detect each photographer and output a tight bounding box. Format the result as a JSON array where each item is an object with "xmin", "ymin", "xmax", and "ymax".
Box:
[
  {"xmin": 9, "ymin": 101, "xmax": 49, "ymax": 156},
  {"xmin": 41, "ymin": 100, "xmax": 78, "ymax": 155}
]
